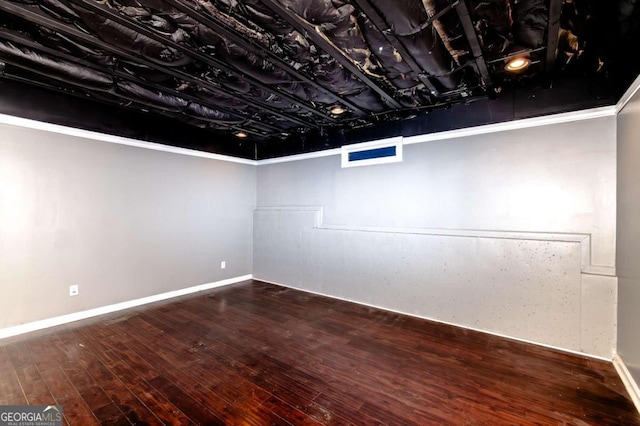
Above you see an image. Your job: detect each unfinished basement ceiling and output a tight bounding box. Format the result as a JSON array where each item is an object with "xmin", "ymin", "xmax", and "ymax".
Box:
[{"xmin": 0, "ymin": 0, "xmax": 635, "ymax": 159}]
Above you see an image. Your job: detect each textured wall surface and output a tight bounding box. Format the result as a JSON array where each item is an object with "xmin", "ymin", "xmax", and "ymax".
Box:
[
  {"xmin": 0, "ymin": 124, "xmax": 256, "ymax": 328},
  {"xmin": 617, "ymin": 86, "xmax": 640, "ymax": 381},
  {"xmin": 255, "ymin": 116, "xmax": 617, "ymax": 358}
]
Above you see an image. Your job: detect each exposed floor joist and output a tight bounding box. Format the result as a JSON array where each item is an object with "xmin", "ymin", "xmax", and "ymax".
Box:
[
  {"xmin": 259, "ymin": 0, "xmax": 404, "ymax": 110},
  {"xmin": 0, "ymin": 1, "xmax": 318, "ymax": 130},
  {"xmin": 162, "ymin": 0, "xmax": 368, "ymax": 118},
  {"xmin": 68, "ymin": 0, "xmax": 333, "ymax": 124},
  {"xmin": 546, "ymin": 0, "xmax": 563, "ymax": 76},
  {"xmin": 455, "ymin": 0, "xmax": 492, "ymax": 89}
]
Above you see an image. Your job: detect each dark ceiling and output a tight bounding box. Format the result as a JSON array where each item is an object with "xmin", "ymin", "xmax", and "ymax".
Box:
[{"xmin": 0, "ymin": 0, "xmax": 637, "ymax": 159}]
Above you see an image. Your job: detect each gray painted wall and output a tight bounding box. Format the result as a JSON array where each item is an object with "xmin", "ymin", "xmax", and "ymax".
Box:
[
  {"xmin": 0, "ymin": 113, "xmax": 621, "ymax": 360},
  {"xmin": 617, "ymin": 89, "xmax": 640, "ymax": 381},
  {"xmin": 0, "ymin": 124, "xmax": 255, "ymax": 328},
  {"xmin": 255, "ymin": 116, "xmax": 617, "ymax": 358}
]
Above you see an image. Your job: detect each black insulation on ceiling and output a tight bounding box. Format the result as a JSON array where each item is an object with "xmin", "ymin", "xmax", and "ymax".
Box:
[{"xmin": 0, "ymin": 0, "xmax": 624, "ymax": 148}]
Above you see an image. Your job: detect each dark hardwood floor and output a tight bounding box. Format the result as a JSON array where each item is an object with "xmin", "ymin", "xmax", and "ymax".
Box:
[{"xmin": 0, "ymin": 280, "xmax": 638, "ymax": 425}]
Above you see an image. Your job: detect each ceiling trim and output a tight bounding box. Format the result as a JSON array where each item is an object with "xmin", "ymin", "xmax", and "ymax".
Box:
[
  {"xmin": 0, "ymin": 114, "xmax": 258, "ymax": 166},
  {"xmin": 403, "ymin": 105, "xmax": 615, "ymax": 145},
  {"xmin": 616, "ymin": 73, "xmax": 640, "ymax": 114},
  {"xmin": 0, "ymin": 104, "xmax": 618, "ymax": 166},
  {"xmin": 258, "ymin": 148, "xmax": 342, "ymax": 165},
  {"xmin": 257, "ymin": 106, "xmax": 616, "ymax": 165}
]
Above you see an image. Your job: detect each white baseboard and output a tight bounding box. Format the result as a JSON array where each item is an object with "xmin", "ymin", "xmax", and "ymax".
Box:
[
  {"xmin": 253, "ymin": 277, "xmax": 611, "ymax": 362},
  {"xmin": 0, "ymin": 274, "xmax": 252, "ymax": 340},
  {"xmin": 613, "ymin": 354, "xmax": 640, "ymax": 414}
]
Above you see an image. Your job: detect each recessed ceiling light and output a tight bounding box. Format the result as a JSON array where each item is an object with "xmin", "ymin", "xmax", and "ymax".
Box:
[
  {"xmin": 505, "ymin": 56, "xmax": 531, "ymax": 72},
  {"xmin": 330, "ymin": 105, "xmax": 345, "ymax": 115},
  {"xmin": 235, "ymin": 131, "xmax": 248, "ymax": 138}
]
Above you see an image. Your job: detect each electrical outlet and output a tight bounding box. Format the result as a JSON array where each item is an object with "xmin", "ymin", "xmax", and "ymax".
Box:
[
  {"xmin": 69, "ymin": 284, "xmax": 79, "ymax": 296},
  {"xmin": 221, "ymin": 261, "xmax": 226, "ymax": 269}
]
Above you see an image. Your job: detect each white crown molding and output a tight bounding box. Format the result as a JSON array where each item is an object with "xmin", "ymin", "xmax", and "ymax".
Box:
[
  {"xmin": 613, "ymin": 354, "xmax": 640, "ymax": 414},
  {"xmin": 616, "ymin": 73, "xmax": 640, "ymax": 114},
  {"xmin": 258, "ymin": 148, "xmax": 341, "ymax": 165},
  {"xmin": 256, "ymin": 106, "xmax": 615, "ymax": 165},
  {"xmin": 1, "ymin": 98, "xmax": 624, "ymax": 165},
  {"xmin": 0, "ymin": 114, "xmax": 257, "ymax": 165},
  {"xmin": 403, "ymin": 106, "xmax": 615, "ymax": 145},
  {"xmin": 0, "ymin": 274, "xmax": 252, "ymax": 340}
]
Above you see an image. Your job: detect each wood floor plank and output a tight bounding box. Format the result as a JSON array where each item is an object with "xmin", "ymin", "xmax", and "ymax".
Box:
[
  {"xmin": 97, "ymin": 349, "xmax": 192, "ymax": 426},
  {"xmin": 66, "ymin": 334, "xmax": 163, "ymax": 426},
  {"xmin": 101, "ymin": 321, "xmax": 274, "ymax": 423},
  {"xmin": 0, "ymin": 346, "xmax": 26, "ymax": 404},
  {"xmin": 259, "ymin": 395, "xmax": 327, "ymax": 426},
  {"xmin": 59, "ymin": 320, "xmax": 190, "ymax": 426},
  {"xmin": 92, "ymin": 402, "xmax": 132, "ymax": 425},
  {"xmin": 312, "ymin": 393, "xmax": 385, "ymax": 426},
  {"xmin": 0, "ymin": 279, "xmax": 638, "ymax": 425},
  {"xmin": 13, "ymin": 363, "xmax": 56, "ymax": 406},
  {"xmin": 146, "ymin": 376, "xmax": 226, "ymax": 426}
]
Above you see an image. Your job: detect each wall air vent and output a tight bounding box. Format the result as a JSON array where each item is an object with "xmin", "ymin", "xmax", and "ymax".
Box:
[{"xmin": 341, "ymin": 136, "xmax": 403, "ymax": 168}]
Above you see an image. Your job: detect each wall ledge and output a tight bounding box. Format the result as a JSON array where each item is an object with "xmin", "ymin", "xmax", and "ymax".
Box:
[
  {"xmin": 614, "ymin": 354, "xmax": 640, "ymax": 414},
  {"xmin": 0, "ymin": 274, "xmax": 253, "ymax": 340},
  {"xmin": 255, "ymin": 206, "xmax": 615, "ymax": 276}
]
